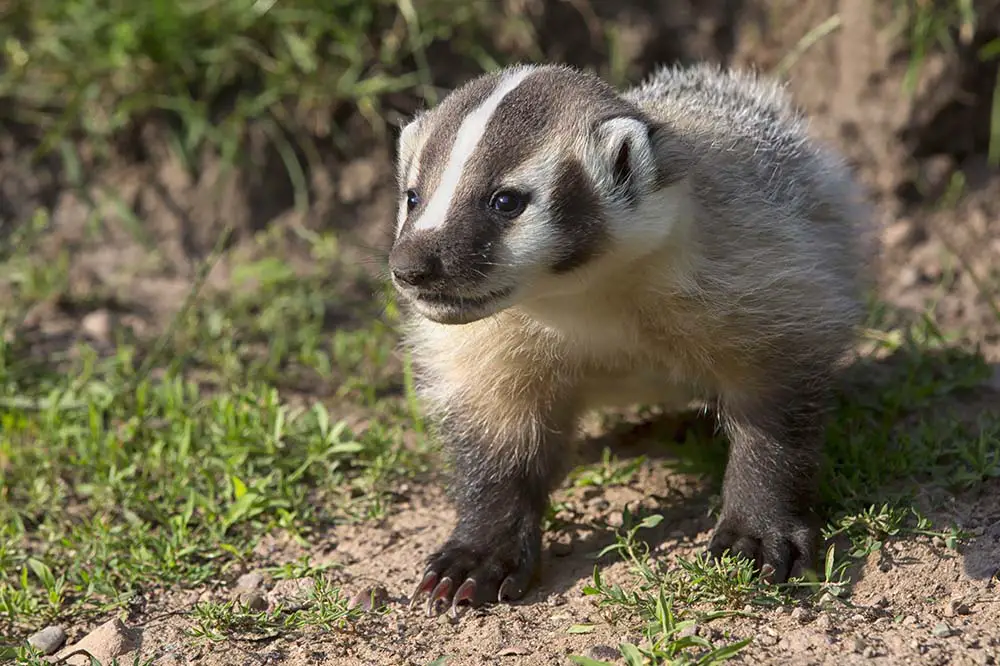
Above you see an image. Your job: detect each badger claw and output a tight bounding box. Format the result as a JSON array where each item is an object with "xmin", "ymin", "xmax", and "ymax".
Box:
[
  {"xmin": 425, "ymin": 576, "xmax": 454, "ymax": 617},
  {"xmin": 408, "ymin": 570, "xmax": 438, "ymax": 610},
  {"xmin": 448, "ymin": 578, "xmax": 477, "ymax": 618}
]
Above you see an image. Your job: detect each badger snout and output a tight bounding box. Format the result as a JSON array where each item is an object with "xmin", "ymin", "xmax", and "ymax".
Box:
[
  {"xmin": 388, "ymin": 239, "xmax": 443, "ymax": 288},
  {"xmin": 388, "ymin": 231, "xmax": 516, "ymax": 324}
]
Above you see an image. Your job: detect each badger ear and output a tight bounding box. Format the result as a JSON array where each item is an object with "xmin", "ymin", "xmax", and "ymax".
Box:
[
  {"xmin": 395, "ymin": 112, "xmax": 426, "ymax": 186},
  {"xmin": 590, "ymin": 116, "xmax": 658, "ymax": 203}
]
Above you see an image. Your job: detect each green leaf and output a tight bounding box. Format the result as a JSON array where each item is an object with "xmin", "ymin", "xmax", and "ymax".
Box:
[
  {"xmin": 232, "ymin": 475, "xmax": 248, "ymax": 500},
  {"xmin": 567, "ymin": 623, "xmax": 596, "ymax": 634},
  {"xmin": 619, "ymin": 642, "xmax": 644, "ymax": 666}
]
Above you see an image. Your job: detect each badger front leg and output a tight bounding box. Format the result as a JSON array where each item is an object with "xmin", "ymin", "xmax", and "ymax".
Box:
[{"xmin": 410, "ymin": 398, "xmax": 574, "ymax": 617}]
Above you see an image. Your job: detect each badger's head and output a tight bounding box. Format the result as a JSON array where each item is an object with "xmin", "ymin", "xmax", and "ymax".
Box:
[{"xmin": 388, "ymin": 63, "xmax": 687, "ymax": 325}]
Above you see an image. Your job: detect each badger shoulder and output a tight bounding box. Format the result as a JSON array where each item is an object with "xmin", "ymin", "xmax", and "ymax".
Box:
[{"xmin": 628, "ymin": 63, "xmax": 875, "ymax": 321}]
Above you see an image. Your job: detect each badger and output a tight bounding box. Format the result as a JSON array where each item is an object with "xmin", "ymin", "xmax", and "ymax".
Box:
[{"xmin": 387, "ymin": 62, "xmax": 872, "ymax": 618}]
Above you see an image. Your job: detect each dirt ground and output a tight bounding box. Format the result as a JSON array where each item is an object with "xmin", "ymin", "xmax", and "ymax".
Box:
[{"xmin": 4, "ymin": 0, "xmax": 1000, "ymax": 664}]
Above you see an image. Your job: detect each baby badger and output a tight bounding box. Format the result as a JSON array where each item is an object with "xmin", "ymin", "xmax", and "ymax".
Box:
[{"xmin": 388, "ymin": 62, "xmax": 870, "ymax": 617}]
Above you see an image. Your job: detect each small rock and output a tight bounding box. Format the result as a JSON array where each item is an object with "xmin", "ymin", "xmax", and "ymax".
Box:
[
  {"xmin": 931, "ymin": 622, "xmax": 954, "ymax": 638},
  {"xmin": 791, "ymin": 607, "xmax": 815, "ymax": 624},
  {"xmin": 758, "ymin": 634, "xmax": 778, "ymax": 646},
  {"xmin": 815, "ymin": 613, "xmax": 833, "ymax": 631},
  {"xmin": 863, "ymin": 646, "xmax": 877, "ymax": 658},
  {"xmin": 496, "ymin": 646, "xmax": 531, "ymax": 657},
  {"xmin": 437, "ymin": 612, "xmax": 457, "ymax": 626},
  {"xmin": 606, "ymin": 511, "xmax": 624, "ymax": 528},
  {"xmin": 587, "ymin": 497, "xmax": 610, "ymax": 513},
  {"xmin": 678, "ymin": 624, "xmax": 699, "ymax": 638},
  {"xmin": 28, "ymin": 626, "xmax": 66, "ymax": 655},
  {"xmin": 883, "ymin": 219, "xmax": 926, "ymax": 249},
  {"xmin": 851, "ymin": 637, "xmax": 867, "ymax": 653},
  {"xmin": 347, "ymin": 585, "xmax": 389, "ymax": 612},
  {"xmin": 550, "ymin": 536, "xmax": 574, "ymax": 557},
  {"xmin": 903, "ymin": 615, "xmax": 919, "ymax": 626},
  {"xmin": 81, "ymin": 310, "xmax": 112, "ymax": 343},
  {"xmin": 932, "ymin": 535, "xmax": 945, "ymax": 548},
  {"xmin": 267, "ymin": 577, "xmax": 316, "ymax": 612},
  {"xmin": 584, "ymin": 645, "xmax": 621, "ymax": 661},
  {"xmin": 55, "ymin": 618, "xmax": 140, "ymax": 666},
  {"xmin": 547, "ymin": 593, "xmax": 567, "ymax": 607},
  {"xmin": 817, "ymin": 592, "xmax": 838, "ymax": 608},
  {"xmin": 945, "ymin": 599, "xmax": 972, "ymax": 616},
  {"xmin": 238, "ymin": 590, "xmax": 268, "ymax": 611},
  {"xmin": 233, "ymin": 570, "xmax": 270, "ymax": 595},
  {"xmin": 879, "ymin": 561, "xmax": 892, "ymax": 572}
]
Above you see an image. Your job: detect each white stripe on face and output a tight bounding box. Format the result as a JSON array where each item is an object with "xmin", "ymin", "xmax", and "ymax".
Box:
[{"xmin": 412, "ymin": 67, "xmax": 536, "ymax": 232}]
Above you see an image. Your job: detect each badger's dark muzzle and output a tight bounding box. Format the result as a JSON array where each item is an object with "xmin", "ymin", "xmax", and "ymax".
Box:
[
  {"xmin": 389, "ymin": 240, "xmax": 444, "ymax": 288},
  {"xmin": 388, "ymin": 224, "xmax": 498, "ymax": 295}
]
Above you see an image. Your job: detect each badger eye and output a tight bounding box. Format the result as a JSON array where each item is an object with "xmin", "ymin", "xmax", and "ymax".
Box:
[
  {"xmin": 488, "ymin": 189, "xmax": 528, "ymax": 218},
  {"xmin": 405, "ymin": 189, "xmax": 420, "ymax": 211}
]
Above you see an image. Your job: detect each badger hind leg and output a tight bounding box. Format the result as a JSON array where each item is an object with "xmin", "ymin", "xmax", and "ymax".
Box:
[{"xmin": 706, "ymin": 366, "xmax": 833, "ymax": 583}]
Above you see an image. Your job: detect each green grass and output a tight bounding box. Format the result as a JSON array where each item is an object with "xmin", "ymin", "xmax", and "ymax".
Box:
[
  {"xmin": 559, "ymin": 303, "xmax": 998, "ymax": 665},
  {"xmin": 891, "ymin": 0, "xmax": 1000, "ymax": 166},
  {"xmin": 2, "ymin": 1, "xmax": 1000, "ymax": 664}
]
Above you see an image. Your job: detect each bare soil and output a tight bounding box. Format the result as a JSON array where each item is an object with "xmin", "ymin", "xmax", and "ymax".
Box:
[{"xmin": 4, "ymin": 0, "xmax": 1000, "ymax": 664}]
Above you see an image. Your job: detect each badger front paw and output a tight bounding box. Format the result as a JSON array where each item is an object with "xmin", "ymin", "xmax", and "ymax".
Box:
[
  {"xmin": 410, "ymin": 521, "xmax": 542, "ymax": 618},
  {"xmin": 707, "ymin": 507, "xmax": 818, "ymax": 583}
]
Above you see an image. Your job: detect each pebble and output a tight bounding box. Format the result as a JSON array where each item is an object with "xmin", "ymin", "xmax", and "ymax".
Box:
[
  {"xmin": 815, "ymin": 613, "xmax": 833, "ymax": 631},
  {"xmin": 817, "ymin": 592, "xmax": 838, "ymax": 608},
  {"xmin": 902, "ymin": 615, "xmax": 919, "ymax": 627},
  {"xmin": 27, "ymin": 626, "xmax": 66, "ymax": 655},
  {"xmin": 863, "ymin": 646, "xmax": 877, "ymax": 658},
  {"xmin": 55, "ymin": 618, "xmax": 140, "ymax": 666},
  {"xmin": 944, "ymin": 599, "xmax": 971, "ymax": 617},
  {"xmin": 347, "ymin": 585, "xmax": 389, "ymax": 612},
  {"xmin": 81, "ymin": 310, "xmax": 112, "ymax": 343},
  {"xmin": 790, "ymin": 607, "xmax": 815, "ymax": 624},
  {"xmin": 851, "ymin": 637, "xmax": 866, "ymax": 653},
  {"xmin": 267, "ymin": 577, "xmax": 316, "ymax": 612},
  {"xmin": 547, "ymin": 593, "xmax": 567, "ymax": 607},
  {"xmin": 239, "ymin": 590, "xmax": 268, "ymax": 611},
  {"xmin": 584, "ymin": 645, "xmax": 621, "ymax": 661},
  {"xmin": 550, "ymin": 536, "xmax": 574, "ymax": 557},
  {"xmin": 234, "ymin": 570, "xmax": 270, "ymax": 594},
  {"xmin": 931, "ymin": 622, "xmax": 955, "ymax": 638},
  {"xmin": 678, "ymin": 624, "xmax": 699, "ymax": 638}
]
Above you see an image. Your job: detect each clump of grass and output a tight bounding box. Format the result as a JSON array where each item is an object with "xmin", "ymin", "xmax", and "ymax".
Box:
[
  {"xmin": 891, "ymin": 0, "xmax": 1000, "ymax": 165},
  {"xmin": 573, "ymin": 302, "xmax": 998, "ymax": 657},
  {"xmin": 188, "ymin": 574, "xmax": 364, "ymax": 642},
  {"xmin": 0, "ymin": 0, "xmax": 497, "ymax": 156},
  {"xmin": 572, "ymin": 511, "xmax": 755, "ymax": 665}
]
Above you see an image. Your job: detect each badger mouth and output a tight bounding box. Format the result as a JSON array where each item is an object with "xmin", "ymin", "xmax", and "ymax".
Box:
[{"xmin": 409, "ymin": 286, "xmax": 515, "ymax": 324}]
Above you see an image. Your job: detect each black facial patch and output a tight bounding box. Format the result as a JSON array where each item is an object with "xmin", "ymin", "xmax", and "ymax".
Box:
[
  {"xmin": 548, "ymin": 158, "xmax": 608, "ymax": 274},
  {"xmin": 398, "ymin": 72, "xmax": 505, "ymax": 237}
]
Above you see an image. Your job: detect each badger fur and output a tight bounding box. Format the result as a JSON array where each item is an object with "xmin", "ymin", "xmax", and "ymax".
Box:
[{"xmin": 387, "ymin": 62, "xmax": 872, "ymax": 617}]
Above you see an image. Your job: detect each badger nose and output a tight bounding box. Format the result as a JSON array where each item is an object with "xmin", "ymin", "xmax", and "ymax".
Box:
[{"xmin": 389, "ymin": 250, "xmax": 442, "ymax": 287}]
